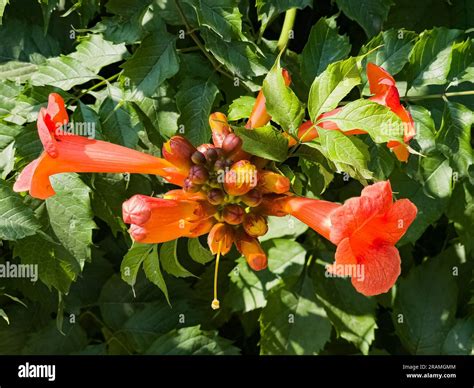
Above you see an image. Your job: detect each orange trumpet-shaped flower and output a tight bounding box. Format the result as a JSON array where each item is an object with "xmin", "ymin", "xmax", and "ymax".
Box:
[
  {"xmin": 235, "ymin": 231, "xmax": 268, "ymax": 271},
  {"xmin": 259, "ymin": 181, "xmax": 417, "ymax": 296},
  {"xmin": 286, "ymin": 64, "xmax": 415, "ymax": 162},
  {"xmin": 122, "ymin": 194, "xmax": 215, "ymax": 243},
  {"xmin": 246, "ymin": 68, "xmax": 292, "ymax": 129},
  {"xmin": 14, "ymin": 94, "xmax": 186, "ymax": 199}
]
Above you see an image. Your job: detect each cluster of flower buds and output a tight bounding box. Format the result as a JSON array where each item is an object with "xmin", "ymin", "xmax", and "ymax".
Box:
[{"xmin": 158, "ymin": 114, "xmax": 291, "ymax": 272}]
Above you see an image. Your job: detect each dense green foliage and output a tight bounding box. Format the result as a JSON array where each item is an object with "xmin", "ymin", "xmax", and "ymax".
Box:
[{"xmin": 0, "ymin": 0, "xmax": 472, "ymax": 355}]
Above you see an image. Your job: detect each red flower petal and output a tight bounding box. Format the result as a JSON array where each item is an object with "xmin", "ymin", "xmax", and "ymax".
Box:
[{"xmin": 351, "ymin": 242, "xmax": 401, "ymax": 296}]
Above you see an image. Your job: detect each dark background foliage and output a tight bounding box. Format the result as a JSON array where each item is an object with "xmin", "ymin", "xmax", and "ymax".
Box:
[{"xmin": 0, "ymin": 0, "xmax": 472, "ymax": 355}]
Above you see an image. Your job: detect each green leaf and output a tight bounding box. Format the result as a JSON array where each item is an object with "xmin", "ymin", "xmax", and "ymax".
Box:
[
  {"xmin": 334, "ymin": 0, "xmax": 393, "ymax": 37},
  {"xmin": 0, "ymin": 180, "xmax": 40, "ymax": 241},
  {"xmin": 227, "ymin": 95, "xmax": 256, "ymax": 121},
  {"xmin": 22, "ymin": 320, "xmax": 88, "ymax": 355},
  {"xmin": 121, "ymin": 31, "xmax": 179, "ymax": 97},
  {"xmin": 262, "ymin": 56, "xmax": 305, "ymax": 133},
  {"xmin": 201, "ymin": 27, "xmax": 268, "ymax": 79},
  {"xmin": 260, "ymin": 215, "xmax": 308, "ymax": 242},
  {"xmin": 442, "ymin": 318, "xmax": 474, "ymax": 355},
  {"xmin": 260, "ymin": 275, "xmax": 331, "ymax": 355},
  {"xmin": 0, "ymin": 0, "xmax": 9, "ymax": 25},
  {"xmin": 176, "ymin": 78, "xmax": 219, "ymax": 146},
  {"xmin": 409, "ymin": 105, "xmax": 436, "ymax": 153},
  {"xmin": 188, "ymin": 238, "xmax": 214, "ymax": 264},
  {"xmin": 194, "ymin": 0, "xmax": 242, "ymax": 41},
  {"xmin": 308, "ymin": 57, "xmax": 361, "ymax": 122},
  {"xmin": 143, "ymin": 246, "xmax": 169, "ymax": 302},
  {"xmin": 145, "ymin": 325, "xmax": 240, "ymax": 355},
  {"xmin": 0, "ymin": 62, "xmax": 38, "ymax": 83},
  {"xmin": 420, "ymin": 152, "xmax": 453, "ymax": 199},
  {"xmin": 317, "ymin": 99, "xmax": 404, "ymax": 144},
  {"xmin": 14, "ymin": 233, "xmax": 80, "ymax": 294},
  {"xmin": 234, "ymin": 125, "xmax": 288, "ymax": 162},
  {"xmin": 31, "ymin": 56, "xmax": 98, "ymax": 91},
  {"xmin": 99, "ymin": 94, "xmax": 141, "ymax": 148},
  {"xmin": 131, "ymin": 83, "xmax": 180, "ymax": 140},
  {"xmin": 406, "ymin": 27, "xmax": 463, "ymax": 89},
  {"xmin": 301, "ymin": 16, "xmax": 351, "ymax": 86},
  {"xmin": 105, "ymin": 0, "xmax": 152, "ymax": 17},
  {"xmin": 121, "ymin": 243, "xmax": 153, "ymax": 287},
  {"xmin": 359, "ymin": 29, "xmax": 416, "ymax": 94},
  {"xmin": 225, "ymin": 257, "xmax": 279, "ymax": 313},
  {"xmin": 393, "ymin": 257, "xmax": 458, "ymax": 355},
  {"xmin": 437, "ymin": 102, "xmax": 473, "ymax": 178},
  {"xmin": 0, "ymin": 309, "xmax": 9, "ymax": 325},
  {"xmin": 446, "ymin": 181, "xmax": 474, "ymax": 253},
  {"xmin": 312, "ymin": 266, "xmax": 377, "ymax": 355},
  {"xmin": 45, "ymin": 174, "xmax": 96, "ymax": 265},
  {"xmin": 317, "ymin": 128, "xmax": 373, "ymax": 181},
  {"xmin": 390, "ymin": 168, "xmax": 448, "ymax": 243},
  {"xmin": 448, "ymin": 39, "xmax": 474, "ymax": 87},
  {"xmin": 256, "ymin": 0, "xmax": 312, "ymax": 33},
  {"xmin": 70, "ymin": 34, "xmax": 129, "ymax": 73},
  {"xmin": 159, "ymin": 240, "xmax": 194, "ymax": 278},
  {"xmin": 265, "ymin": 239, "xmax": 306, "ymax": 278}
]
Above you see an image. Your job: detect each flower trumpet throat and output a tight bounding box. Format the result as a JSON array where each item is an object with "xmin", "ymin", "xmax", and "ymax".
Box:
[{"xmin": 260, "ymin": 181, "xmax": 417, "ymax": 296}]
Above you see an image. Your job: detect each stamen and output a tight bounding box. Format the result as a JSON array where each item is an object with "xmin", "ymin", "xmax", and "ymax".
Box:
[{"xmin": 211, "ymin": 240, "xmax": 223, "ymax": 310}]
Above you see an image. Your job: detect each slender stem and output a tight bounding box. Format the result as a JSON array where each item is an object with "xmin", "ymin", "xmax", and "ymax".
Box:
[
  {"xmin": 174, "ymin": 0, "xmax": 235, "ymax": 82},
  {"xmin": 277, "ymin": 8, "xmax": 297, "ymax": 52},
  {"xmin": 403, "ymin": 90, "xmax": 474, "ymax": 101},
  {"xmin": 69, "ymin": 72, "xmax": 121, "ymax": 104}
]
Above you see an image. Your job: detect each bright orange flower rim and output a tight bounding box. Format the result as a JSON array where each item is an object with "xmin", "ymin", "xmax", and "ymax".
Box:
[{"xmin": 14, "ymin": 63, "xmax": 418, "ymax": 308}]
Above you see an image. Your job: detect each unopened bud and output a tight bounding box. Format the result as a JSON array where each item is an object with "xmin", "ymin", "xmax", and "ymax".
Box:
[
  {"xmin": 205, "ymin": 148, "xmax": 218, "ymax": 163},
  {"xmin": 222, "ymin": 133, "xmax": 242, "ymax": 155},
  {"xmin": 209, "ymin": 112, "xmax": 231, "ymax": 147},
  {"xmin": 223, "ymin": 160, "xmax": 258, "ymax": 196},
  {"xmin": 183, "ymin": 178, "xmax": 201, "ymax": 193},
  {"xmin": 222, "ymin": 204, "xmax": 244, "ymax": 225},
  {"xmin": 162, "ymin": 136, "xmax": 196, "ymax": 172},
  {"xmin": 243, "ymin": 213, "xmax": 268, "ymax": 237},
  {"xmin": 258, "ymin": 171, "xmax": 290, "ymax": 194},
  {"xmin": 189, "ymin": 165, "xmax": 209, "ymax": 184},
  {"xmin": 191, "ymin": 150, "xmax": 206, "ymax": 165},
  {"xmin": 207, "ymin": 188, "xmax": 225, "ymax": 205},
  {"xmin": 241, "ymin": 189, "xmax": 263, "ymax": 207}
]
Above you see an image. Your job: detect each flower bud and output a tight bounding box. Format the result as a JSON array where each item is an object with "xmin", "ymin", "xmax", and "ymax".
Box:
[
  {"xmin": 241, "ymin": 189, "xmax": 263, "ymax": 207},
  {"xmin": 122, "ymin": 195, "xmax": 152, "ymax": 226},
  {"xmin": 213, "ymin": 159, "xmax": 226, "ymax": 172},
  {"xmin": 207, "ymin": 188, "xmax": 225, "ymax": 205},
  {"xmin": 235, "ymin": 232, "xmax": 268, "ymax": 271},
  {"xmin": 191, "ymin": 150, "xmax": 206, "ymax": 165},
  {"xmin": 243, "ymin": 213, "xmax": 268, "ymax": 237},
  {"xmin": 209, "ymin": 112, "xmax": 231, "ymax": 148},
  {"xmin": 222, "ymin": 133, "xmax": 242, "ymax": 155},
  {"xmin": 208, "ymin": 222, "xmax": 234, "ymax": 255},
  {"xmin": 197, "ymin": 143, "xmax": 215, "ymax": 153},
  {"xmin": 223, "ymin": 160, "xmax": 258, "ymax": 196},
  {"xmin": 222, "ymin": 204, "xmax": 244, "ymax": 225},
  {"xmin": 258, "ymin": 170, "xmax": 290, "ymax": 194},
  {"xmin": 183, "ymin": 178, "xmax": 201, "ymax": 193},
  {"xmin": 162, "ymin": 136, "xmax": 196, "ymax": 172},
  {"xmin": 188, "ymin": 165, "xmax": 209, "ymax": 184},
  {"xmin": 204, "ymin": 148, "xmax": 218, "ymax": 163}
]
